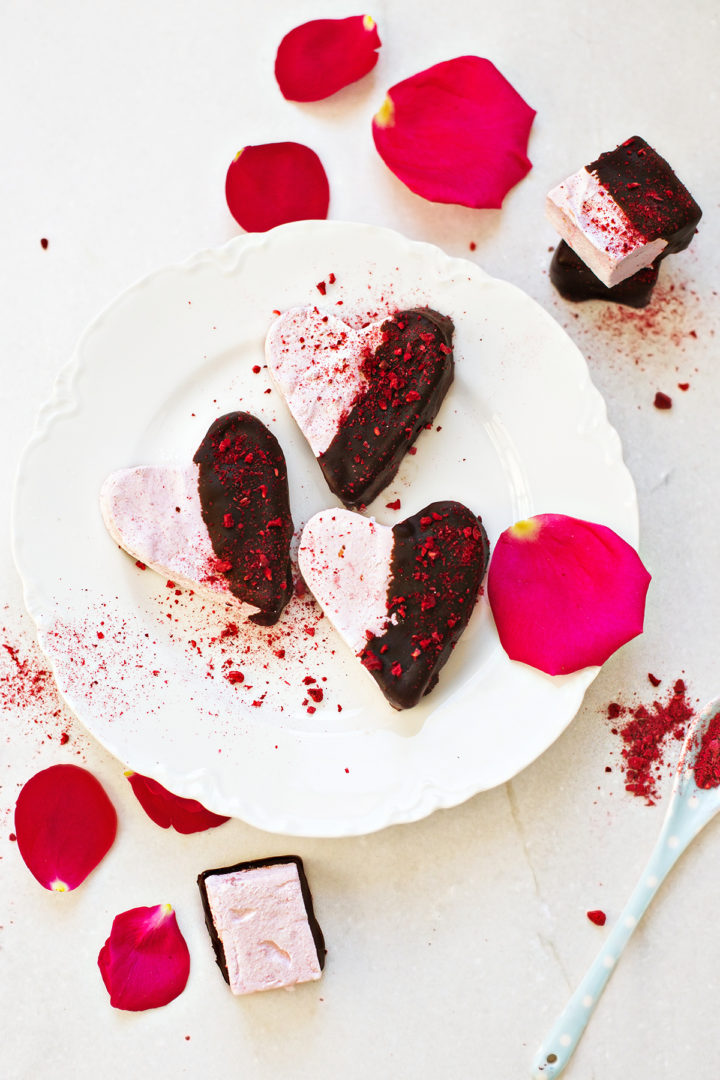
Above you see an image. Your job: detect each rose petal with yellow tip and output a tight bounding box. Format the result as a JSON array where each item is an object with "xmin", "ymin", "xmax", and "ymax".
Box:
[
  {"xmin": 275, "ymin": 15, "xmax": 381, "ymax": 102},
  {"xmin": 14, "ymin": 764, "xmax": 117, "ymax": 892},
  {"xmin": 125, "ymin": 771, "xmax": 229, "ymax": 834},
  {"xmin": 487, "ymin": 514, "xmax": 651, "ymax": 675},
  {"xmin": 225, "ymin": 142, "xmax": 330, "ymax": 233},
  {"xmin": 371, "ymin": 56, "xmax": 535, "ymax": 209},
  {"xmin": 98, "ymin": 904, "xmax": 190, "ymax": 1011}
]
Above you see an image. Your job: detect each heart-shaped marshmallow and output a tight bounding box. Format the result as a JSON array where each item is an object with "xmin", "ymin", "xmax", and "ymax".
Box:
[
  {"xmin": 298, "ymin": 501, "xmax": 489, "ymax": 709},
  {"xmin": 101, "ymin": 412, "xmax": 294, "ymax": 625},
  {"xmin": 266, "ymin": 306, "xmax": 454, "ymax": 508}
]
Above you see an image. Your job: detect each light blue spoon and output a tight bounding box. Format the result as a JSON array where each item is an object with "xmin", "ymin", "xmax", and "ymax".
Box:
[{"xmin": 531, "ymin": 695, "xmax": 720, "ymax": 1079}]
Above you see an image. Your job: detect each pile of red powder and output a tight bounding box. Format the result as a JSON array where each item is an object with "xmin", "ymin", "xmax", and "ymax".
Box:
[
  {"xmin": 607, "ymin": 676, "xmax": 694, "ymax": 805},
  {"xmin": 693, "ymin": 710, "xmax": 720, "ymax": 789}
]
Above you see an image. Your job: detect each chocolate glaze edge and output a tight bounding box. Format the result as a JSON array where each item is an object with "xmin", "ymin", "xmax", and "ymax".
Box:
[{"xmin": 587, "ymin": 136, "xmax": 702, "ymax": 248}]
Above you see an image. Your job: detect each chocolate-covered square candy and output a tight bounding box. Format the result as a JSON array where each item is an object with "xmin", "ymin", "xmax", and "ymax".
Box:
[
  {"xmin": 546, "ymin": 136, "xmax": 701, "ymax": 288},
  {"xmin": 550, "ymin": 240, "xmax": 659, "ymax": 308},
  {"xmin": 197, "ymin": 855, "xmax": 326, "ymax": 995}
]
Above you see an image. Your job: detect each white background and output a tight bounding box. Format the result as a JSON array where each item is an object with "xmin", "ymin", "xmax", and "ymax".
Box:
[{"xmin": 2, "ymin": 2, "xmax": 719, "ymax": 1077}]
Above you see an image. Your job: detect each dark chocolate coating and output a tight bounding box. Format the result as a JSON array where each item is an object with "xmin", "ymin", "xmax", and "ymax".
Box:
[
  {"xmin": 197, "ymin": 855, "xmax": 326, "ymax": 988},
  {"xmin": 588, "ymin": 136, "xmax": 702, "ymax": 251},
  {"xmin": 550, "ymin": 241, "xmax": 658, "ymax": 308},
  {"xmin": 318, "ymin": 308, "xmax": 454, "ymax": 509},
  {"xmin": 359, "ymin": 501, "xmax": 489, "ymax": 710},
  {"xmin": 193, "ymin": 412, "xmax": 293, "ymax": 625}
]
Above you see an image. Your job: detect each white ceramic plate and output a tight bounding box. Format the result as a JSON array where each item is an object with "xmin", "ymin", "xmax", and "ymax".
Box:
[{"xmin": 13, "ymin": 221, "xmax": 638, "ymax": 837}]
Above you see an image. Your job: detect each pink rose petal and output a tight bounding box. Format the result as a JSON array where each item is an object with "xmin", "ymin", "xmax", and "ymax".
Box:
[
  {"xmin": 14, "ymin": 764, "xmax": 117, "ymax": 892},
  {"xmin": 275, "ymin": 15, "xmax": 381, "ymax": 102},
  {"xmin": 98, "ymin": 904, "xmax": 190, "ymax": 1011},
  {"xmin": 125, "ymin": 771, "xmax": 230, "ymax": 834},
  {"xmin": 225, "ymin": 142, "xmax": 330, "ymax": 233},
  {"xmin": 372, "ymin": 56, "xmax": 535, "ymax": 209},
  {"xmin": 487, "ymin": 514, "xmax": 651, "ymax": 675}
]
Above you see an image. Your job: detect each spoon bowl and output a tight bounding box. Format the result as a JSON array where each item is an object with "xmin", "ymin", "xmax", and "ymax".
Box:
[{"xmin": 531, "ymin": 694, "xmax": 720, "ymax": 1078}]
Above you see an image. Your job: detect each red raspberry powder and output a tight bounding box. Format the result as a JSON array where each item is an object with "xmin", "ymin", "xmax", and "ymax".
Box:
[
  {"xmin": 693, "ymin": 710, "xmax": 720, "ymax": 789},
  {"xmin": 607, "ymin": 678, "xmax": 694, "ymax": 804}
]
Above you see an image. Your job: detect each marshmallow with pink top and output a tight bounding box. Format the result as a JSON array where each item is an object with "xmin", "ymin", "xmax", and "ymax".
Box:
[
  {"xmin": 197, "ymin": 856, "xmax": 325, "ymax": 995},
  {"xmin": 546, "ymin": 136, "xmax": 701, "ymax": 288},
  {"xmin": 101, "ymin": 463, "xmax": 231, "ymax": 599}
]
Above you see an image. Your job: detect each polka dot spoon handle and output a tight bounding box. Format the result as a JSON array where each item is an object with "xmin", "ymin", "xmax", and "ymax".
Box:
[{"xmin": 531, "ymin": 696, "xmax": 720, "ymax": 1079}]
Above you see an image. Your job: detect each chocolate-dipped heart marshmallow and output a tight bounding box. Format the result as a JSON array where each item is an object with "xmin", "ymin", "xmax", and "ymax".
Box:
[
  {"xmin": 266, "ymin": 306, "xmax": 454, "ymax": 509},
  {"xmin": 101, "ymin": 412, "xmax": 294, "ymax": 625},
  {"xmin": 298, "ymin": 501, "xmax": 489, "ymax": 709}
]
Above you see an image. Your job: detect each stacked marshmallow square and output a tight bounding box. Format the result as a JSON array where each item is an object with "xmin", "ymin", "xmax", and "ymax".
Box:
[{"xmin": 546, "ymin": 136, "xmax": 701, "ymax": 305}]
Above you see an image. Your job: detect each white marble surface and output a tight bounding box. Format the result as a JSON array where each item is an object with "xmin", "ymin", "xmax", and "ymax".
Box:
[{"xmin": 2, "ymin": 2, "xmax": 719, "ymax": 1077}]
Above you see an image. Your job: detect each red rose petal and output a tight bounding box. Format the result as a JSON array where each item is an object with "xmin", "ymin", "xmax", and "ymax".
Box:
[
  {"xmin": 372, "ymin": 56, "xmax": 535, "ymax": 209},
  {"xmin": 275, "ymin": 15, "xmax": 381, "ymax": 102},
  {"xmin": 14, "ymin": 764, "xmax": 117, "ymax": 892},
  {"xmin": 225, "ymin": 142, "xmax": 330, "ymax": 233},
  {"xmin": 125, "ymin": 771, "xmax": 230, "ymax": 834},
  {"xmin": 487, "ymin": 514, "xmax": 651, "ymax": 675},
  {"xmin": 98, "ymin": 904, "xmax": 190, "ymax": 1011}
]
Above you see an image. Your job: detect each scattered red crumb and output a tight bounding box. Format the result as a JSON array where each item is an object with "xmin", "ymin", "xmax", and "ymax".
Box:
[
  {"xmin": 605, "ymin": 678, "xmax": 694, "ymax": 804},
  {"xmin": 408, "ymin": 446, "xmax": 417, "ymax": 455},
  {"xmin": 469, "ymin": 241, "xmax": 477, "ymax": 251},
  {"xmin": 653, "ymin": 391, "xmax": 672, "ymax": 410},
  {"xmin": 316, "ymin": 281, "xmax": 327, "ymax": 295},
  {"xmin": 308, "ymin": 688, "xmax": 323, "ymax": 703},
  {"xmin": 586, "ymin": 910, "xmax": 606, "ymax": 926},
  {"xmin": 135, "ymin": 561, "xmax": 147, "ymax": 570},
  {"xmin": 0, "ymin": 629, "xmax": 82, "ymax": 754},
  {"xmin": 648, "ymin": 673, "xmax": 661, "ymax": 687},
  {"xmin": 677, "ymin": 382, "xmax": 690, "ymax": 391},
  {"xmin": 386, "ymin": 499, "xmax": 401, "ymax": 511},
  {"xmin": 252, "ymin": 364, "xmax": 261, "ymax": 374},
  {"xmin": 40, "ymin": 238, "xmax": 49, "ymax": 250}
]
